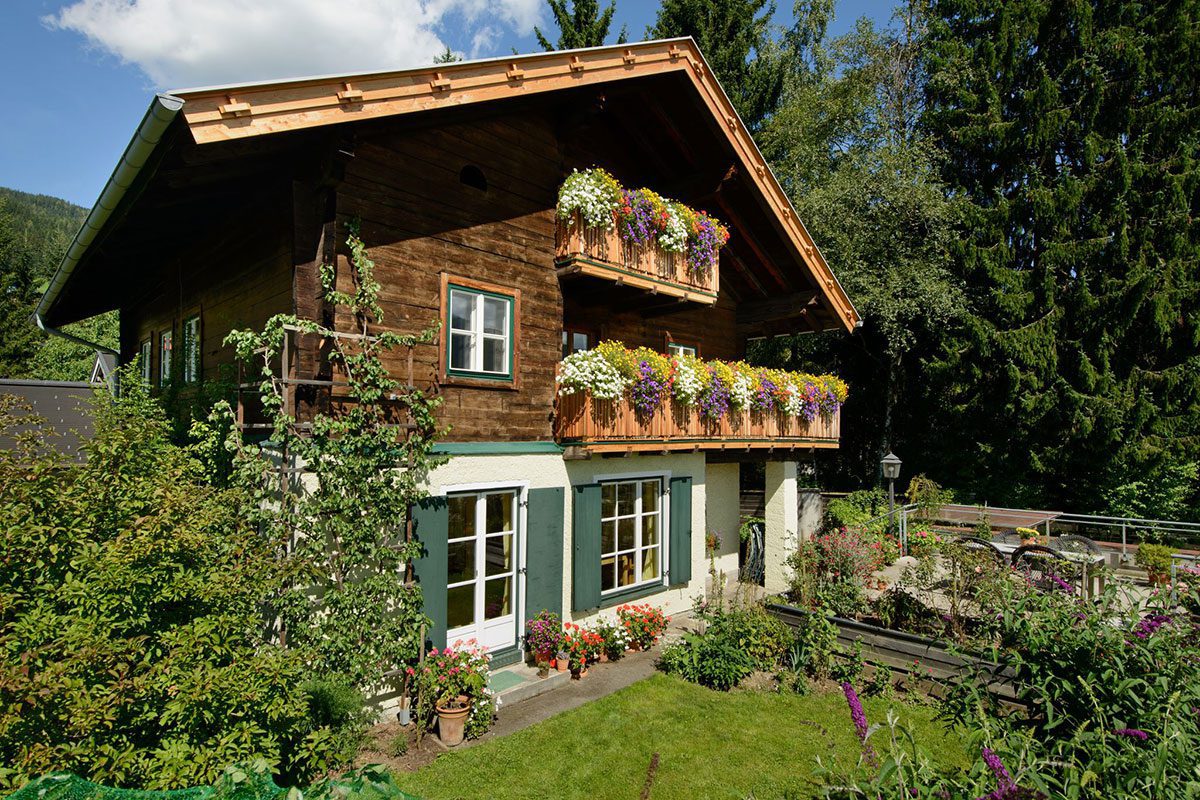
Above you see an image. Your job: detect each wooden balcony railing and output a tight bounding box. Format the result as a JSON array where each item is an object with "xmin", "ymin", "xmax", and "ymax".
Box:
[
  {"xmin": 555, "ymin": 214, "xmax": 720, "ymax": 305},
  {"xmin": 555, "ymin": 391, "xmax": 840, "ymax": 453}
]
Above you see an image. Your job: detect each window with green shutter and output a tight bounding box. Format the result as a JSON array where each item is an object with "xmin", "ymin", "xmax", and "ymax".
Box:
[
  {"xmin": 668, "ymin": 476, "xmax": 693, "ymax": 586},
  {"xmin": 572, "ymin": 483, "xmax": 601, "ymax": 611}
]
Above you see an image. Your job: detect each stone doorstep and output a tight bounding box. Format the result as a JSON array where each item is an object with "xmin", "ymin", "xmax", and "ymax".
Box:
[{"xmin": 489, "ymin": 662, "xmax": 571, "ymax": 709}]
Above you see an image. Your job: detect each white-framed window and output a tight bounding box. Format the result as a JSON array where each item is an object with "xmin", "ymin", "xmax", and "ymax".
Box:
[
  {"xmin": 183, "ymin": 315, "xmax": 201, "ymax": 383},
  {"xmin": 139, "ymin": 339, "xmax": 152, "ymax": 383},
  {"xmin": 600, "ymin": 477, "xmax": 663, "ymax": 594},
  {"xmin": 667, "ymin": 342, "xmax": 697, "ymax": 358},
  {"xmin": 446, "ymin": 489, "xmax": 518, "ymax": 633},
  {"xmin": 159, "ymin": 330, "xmax": 173, "ymax": 386},
  {"xmin": 447, "ymin": 285, "xmax": 513, "ymax": 379}
]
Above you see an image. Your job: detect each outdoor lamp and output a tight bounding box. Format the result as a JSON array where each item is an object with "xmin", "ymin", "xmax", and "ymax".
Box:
[{"xmin": 881, "ymin": 452, "xmax": 902, "ymax": 525}]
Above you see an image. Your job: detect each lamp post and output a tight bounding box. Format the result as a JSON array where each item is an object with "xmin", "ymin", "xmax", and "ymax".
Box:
[{"xmin": 881, "ymin": 452, "xmax": 902, "ymax": 526}]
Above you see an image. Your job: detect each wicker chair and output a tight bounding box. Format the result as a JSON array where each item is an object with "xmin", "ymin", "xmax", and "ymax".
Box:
[
  {"xmin": 949, "ymin": 534, "xmax": 1007, "ymax": 566},
  {"xmin": 1050, "ymin": 533, "xmax": 1103, "ymax": 557},
  {"xmin": 992, "ymin": 529, "xmax": 1021, "ymax": 546},
  {"xmin": 1011, "ymin": 544, "xmax": 1078, "ymax": 592}
]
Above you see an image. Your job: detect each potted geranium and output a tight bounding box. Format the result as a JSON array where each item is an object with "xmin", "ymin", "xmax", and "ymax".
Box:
[
  {"xmin": 617, "ymin": 603, "xmax": 669, "ymax": 650},
  {"xmin": 1017, "ymin": 527, "xmax": 1043, "ymax": 547},
  {"xmin": 524, "ymin": 609, "xmax": 563, "ymax": 666},
  {"xmin": 411, "ymin": 639, "xmax": 494, "ymax": 747}
]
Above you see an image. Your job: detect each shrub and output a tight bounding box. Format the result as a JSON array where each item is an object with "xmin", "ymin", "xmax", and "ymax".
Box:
[
  {"xmin": 1135, "ymin": 542, "xmax": 1173, "ymax": 574},
  {"xmin": 823, "ymin": 489, "xmax": 885, "ymax": 532},
  {"xmin": 792, "ymin": 612, "xmax": 838, "ymax": 681},
  {"xmin": 658, "ymin": 631, "xmax": 753, "ymax": 691},
  {"xmin": 0, "ymin": 382, "xmax": 351, "ymax": 791},
  {"xmin": 704, "ymin": 604, "xmax": 792, "ymax": 669}
]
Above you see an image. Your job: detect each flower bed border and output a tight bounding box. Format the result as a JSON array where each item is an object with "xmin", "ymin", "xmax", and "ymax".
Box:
[{"xmin": 765, "ymin": 602, "xmax": 1023, "ymax": 706}]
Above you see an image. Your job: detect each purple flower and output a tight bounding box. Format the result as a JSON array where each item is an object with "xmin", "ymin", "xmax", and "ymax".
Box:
[
  {"xmin": 631, "ymin": 360, "xmax": 668, "ymax": 419},
  {"xmin": 752, "ymin": 377, "xmax": 777, "ymax": 413},
  {"xmin": 697, "ymin": 369, "xmax": 730, "ymax": 422},
  {"xmin": 981, "ymin": 747, "xmax": 1013, "ymax": 789},
  {"xmin": 841, "ymin": 682, "xmax": 878, "ymax": 767},
  {"xmin": 1133, "ymin": 613, "xmax": 1171, "ymax": 639},
  {"xmin": 1112, "ymin": 728, "xmax": 1149, "ymax": 741},
  {"xmin": 685, "ymin": 212, "xmax": 725, "ymax": 275},
  {"xmin": 1047, "ymin": 573, "xmax": 1076, "ymax": 594},
  {"xmin": 615, "ymin": 189, "xmax": 658, "ymax": 246}
]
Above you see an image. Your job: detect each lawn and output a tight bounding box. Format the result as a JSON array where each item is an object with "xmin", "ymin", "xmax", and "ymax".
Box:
[{"xmin": 393, "ymin": 674, "xmax": 968, "ymax": 800}]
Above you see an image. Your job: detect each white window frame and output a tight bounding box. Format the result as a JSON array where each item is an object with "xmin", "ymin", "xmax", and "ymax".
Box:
[
  {"xmin": 139, "ymin": 339, "xmax": 152, "ymax": 384},
  {"xmin": 447, "ymin": 286, "xmax": 513, "ymax": 378},
  {"xmin": 159, "ymin": 330, "xmax": 173, "ymax": 386},
  {"xmin": 182, "ymin": 315, "xmax": 201, "ymax": 384},
  {"xmin": 439, "ymin": 480, "xmax": 529, "ymax": 650},
  {"xmin": 597, "ymin": 474, "xmax": 667, "ymax": 596}
]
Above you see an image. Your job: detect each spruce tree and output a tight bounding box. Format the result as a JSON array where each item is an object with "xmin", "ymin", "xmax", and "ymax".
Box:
[
  {"xmin": 648, "ymin": 0, "xmax": 786, "ymax": 130},
  {"xmin": 534, "ymin": 0, "xmax": 627, "ymax": 51},
  {"xmin": 922, "ymin": 0, "xmax": 1200, "ymax": 514}
]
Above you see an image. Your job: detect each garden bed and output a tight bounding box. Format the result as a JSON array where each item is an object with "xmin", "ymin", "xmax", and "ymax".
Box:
[{"xmin": 765, "ymin": 603, "xmax": 1021, "ymax": 704}]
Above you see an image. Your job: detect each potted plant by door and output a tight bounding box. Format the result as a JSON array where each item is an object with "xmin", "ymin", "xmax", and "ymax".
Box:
[
  {"xmin": 524, "ymin": 610, "xmax": 564, "ymax": 670},
  {"xmin": 413, "ymin": 639, "xmax": 496, "ymax": 747},
  {"xmin": 556, "ymin": 650, "xmax": 569, "ymax": 671}
]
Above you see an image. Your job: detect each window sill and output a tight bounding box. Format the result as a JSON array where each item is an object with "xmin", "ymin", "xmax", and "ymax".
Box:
[
  {"xmin": 442, "ymin": 373, "xmax": 519, "ymax": 391},
  {"xmin": 598, "ymin": 581, "xmax": 668, "ymax": 610}
]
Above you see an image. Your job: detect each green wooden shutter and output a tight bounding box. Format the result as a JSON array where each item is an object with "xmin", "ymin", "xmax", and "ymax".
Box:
[
  {"xmin": 669, "ymin": 476, "xmax": 692, "ymax": 586},
  {"xmin": 411, "ymin": 496, "xmax": 449, "ymax": 650},
  {"xmin": 572, "ymin": 483, "xmax": 602, "ymax": 611},
  {"xmin": 525, "ymin": 487, "xmax": 565, "ymax": 621}
]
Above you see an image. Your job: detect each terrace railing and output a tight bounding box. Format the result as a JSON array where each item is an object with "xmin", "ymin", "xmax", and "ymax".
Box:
[
  {"xmin": 554, "ymin": 390, "xmax": 840, "ymax": 454},
  {"xmin": 554, "ymin": 213, "xmax": 719, "ymax": 305}
]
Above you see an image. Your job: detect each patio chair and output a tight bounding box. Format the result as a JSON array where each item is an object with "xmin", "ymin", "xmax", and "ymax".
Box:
[
  {"xmin": 948, "ymin": 534, "xmax": 1007, "ymax": 566},
  {"xmin": 992, "ymin": 530, "xmax": 1021, "ymax": 546},
  {"xmin": 1050, "ymin": 534, "xmax": 1103, "ymax": 557},
  {"xmin": 1011, "ymin": 544, "xmax": 1079, "ymax": 593}
]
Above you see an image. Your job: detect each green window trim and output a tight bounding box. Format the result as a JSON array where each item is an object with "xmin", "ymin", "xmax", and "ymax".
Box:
[{"xmin": 446, "ymin": 283, "xmax": 516, "ymax": 382}]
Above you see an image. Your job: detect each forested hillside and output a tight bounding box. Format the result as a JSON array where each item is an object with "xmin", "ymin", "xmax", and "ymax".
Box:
[{"xmin": 0, "ymin": 187, "xmax": 116, "ymax": 380}]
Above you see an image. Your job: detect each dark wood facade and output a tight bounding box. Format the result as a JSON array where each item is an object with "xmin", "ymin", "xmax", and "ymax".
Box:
[{"xmin": 43, "ymin": 42, "xmax": 855, "ymax": 450}]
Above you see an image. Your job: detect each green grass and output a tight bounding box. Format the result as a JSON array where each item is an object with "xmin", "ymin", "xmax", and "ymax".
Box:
[{"xmin": 393, "ymin": 674, "xmax": 968, "ymax": 800}]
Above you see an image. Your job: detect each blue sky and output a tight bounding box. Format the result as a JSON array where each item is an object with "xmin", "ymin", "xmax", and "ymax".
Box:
[{"xmin": 0, "ymin": 0, "xmax": 893, "ymax": 209}]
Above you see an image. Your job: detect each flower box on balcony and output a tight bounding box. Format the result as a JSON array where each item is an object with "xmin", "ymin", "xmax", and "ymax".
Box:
[
  {"xmin": 555, "ymin": 214, "xmax": 720, "ymax": 305},
  {"xmin": 555, "ymin": 391, "xmax": 840, "ymax": 453}
]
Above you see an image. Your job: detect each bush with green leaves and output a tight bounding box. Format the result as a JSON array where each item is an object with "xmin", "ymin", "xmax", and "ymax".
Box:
[
  {"xmin": 822, "ymin": 583, "xmax": 1200, "ymax": 798},
  {"xmin": 822, "ymin": 489, "xmax": 885, "ymax": 533},
  {"xmin": 0, "ymin": 381, "xmax": 360, "ymax": 792},
  {"xmin": 658, "ymin": 631, "xmax": 753, "ymax": 692}
]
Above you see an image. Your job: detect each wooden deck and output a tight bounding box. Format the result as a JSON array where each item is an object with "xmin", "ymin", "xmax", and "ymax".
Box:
[
  {"xmin": 554, "ymin": 391, "xmax": 839, "ymax": 453},
  {"xmin": 555, "ymin": 215, "xmax": 719, "ymax": 305}
]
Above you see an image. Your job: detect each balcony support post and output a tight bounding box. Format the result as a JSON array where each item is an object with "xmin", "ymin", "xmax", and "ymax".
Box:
[{"xmin": 763, "ymin": 461, "xmax": 800, "ymax": 594}]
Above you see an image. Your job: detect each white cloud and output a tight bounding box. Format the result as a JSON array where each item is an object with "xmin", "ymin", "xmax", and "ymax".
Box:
[{"xmin": 45, "ymin": 0, "xmax": 543, "ymax": 89}]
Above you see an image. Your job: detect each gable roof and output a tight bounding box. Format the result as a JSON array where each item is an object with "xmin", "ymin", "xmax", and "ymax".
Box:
[{"xmin": 38, "ymin": 38, "xmax": 859, "ymax": 333}]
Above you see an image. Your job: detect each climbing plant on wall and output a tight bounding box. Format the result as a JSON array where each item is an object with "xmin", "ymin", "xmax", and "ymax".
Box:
[{"xmin": 225, "ymin": 221, "xmax": 444, "ymax": 691}]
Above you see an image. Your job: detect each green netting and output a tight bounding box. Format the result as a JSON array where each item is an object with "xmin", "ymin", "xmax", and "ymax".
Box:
[{"xmin": 8, "ymin": 766, "xmax": 419, "ymax": 800}]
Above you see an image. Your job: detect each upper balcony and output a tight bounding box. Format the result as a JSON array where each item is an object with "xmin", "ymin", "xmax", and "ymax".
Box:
[
  {"xmin": 555, "ymin": 214, "xmax": 720, "ymax": 305},
  {"xmin": 553, "ymin": 169, "xmax": 724, "ymax": 306}
]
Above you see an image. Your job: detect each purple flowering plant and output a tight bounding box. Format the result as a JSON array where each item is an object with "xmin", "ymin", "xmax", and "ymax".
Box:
[{"xmin": 524, "ymin": 609, "xmax": 563, "ymax": 656}]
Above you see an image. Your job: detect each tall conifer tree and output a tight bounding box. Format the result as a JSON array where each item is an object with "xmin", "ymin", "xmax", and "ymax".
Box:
[
  {"xmin": 923, "ymin": 0, "xmax": 1200, "ymax": 513},
  {"xmin": 534, "ymin": 0, "xmax": 627, "ymax": 51}
]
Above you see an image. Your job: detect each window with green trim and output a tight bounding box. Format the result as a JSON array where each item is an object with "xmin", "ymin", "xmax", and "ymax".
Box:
[{"xmin": 447, "ymin": 284, "xmax": 514, "ymax": 380}]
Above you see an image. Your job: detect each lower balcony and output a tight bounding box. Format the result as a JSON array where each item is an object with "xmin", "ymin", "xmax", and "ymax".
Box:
[{"xmin": 554, "ymin": 392, "xmax": 841, "ymax": 454}]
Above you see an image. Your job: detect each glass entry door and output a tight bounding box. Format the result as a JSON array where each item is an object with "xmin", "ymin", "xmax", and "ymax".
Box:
[{"xmin": 446, "ymin": 490, "xmax": 519, "ymax": 651}]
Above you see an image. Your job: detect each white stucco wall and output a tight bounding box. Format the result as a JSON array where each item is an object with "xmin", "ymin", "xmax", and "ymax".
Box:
[
  {"xmin": 424, "ymin": 450, "xmax": 734, "ymax": 639},
  {"xmin": 705, "ymin": 462, "xmax": 741, "ymax": 587}
]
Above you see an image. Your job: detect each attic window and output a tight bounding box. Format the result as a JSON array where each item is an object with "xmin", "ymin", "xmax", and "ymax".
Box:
[{"xmin": 460, "ymin": 164, "xmax": 488, "ymax": 192}]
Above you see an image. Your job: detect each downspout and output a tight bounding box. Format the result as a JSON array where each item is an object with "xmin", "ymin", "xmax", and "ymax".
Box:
[{"xmin": 33, "ymin": 93, "xmax": 185, "ymax": 356}]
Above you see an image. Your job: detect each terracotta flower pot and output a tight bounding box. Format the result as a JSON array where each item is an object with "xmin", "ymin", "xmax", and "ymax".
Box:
[
  {"xmin": 599, "ymin": 652, "xmax": 609, "ymax": 663},
  {"xmin": 556, "ymin": 658, "xmax": 568, "ymax": 672},
  {"xmin": 629, "ymin": 641, "xmax": 643, "ymax": 652},
  {"xmin": 435, "ymin": 695, "xmax": 471, "ymax": 747}
]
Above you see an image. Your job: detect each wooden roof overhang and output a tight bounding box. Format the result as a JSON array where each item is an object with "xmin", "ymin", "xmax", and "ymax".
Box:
[{"xmin": 40, "ymin": 38, "xmax": 860, "ymax": 334}]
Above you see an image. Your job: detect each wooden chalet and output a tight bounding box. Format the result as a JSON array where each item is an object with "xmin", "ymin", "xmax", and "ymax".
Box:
[{"xmin": 37, "ymin": 39, "xmax": 858, "ymax": 666}]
